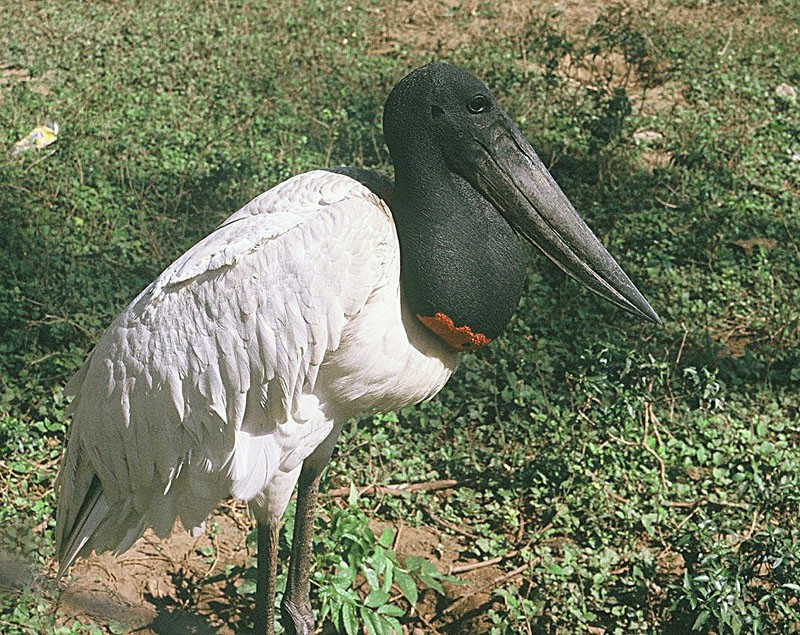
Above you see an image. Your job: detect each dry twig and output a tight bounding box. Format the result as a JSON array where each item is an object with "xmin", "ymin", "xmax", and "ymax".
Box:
[
  {"xmin": 324, "ymin": 479, "xmax": 457, "ymax": 498},
  {"xmin": 447, "ymin": 550, "xmax": 518, "ymax": 575}
]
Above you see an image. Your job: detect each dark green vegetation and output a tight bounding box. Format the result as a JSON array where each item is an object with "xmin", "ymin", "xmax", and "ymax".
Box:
[{"xmin": 1, "ymin": 1, "xmax": 798, "ymax": 633}]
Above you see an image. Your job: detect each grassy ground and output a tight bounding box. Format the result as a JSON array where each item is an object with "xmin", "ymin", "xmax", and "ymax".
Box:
[{"xmin": 1, "ymin": 0, "xmax": 799, "ymax": 633}]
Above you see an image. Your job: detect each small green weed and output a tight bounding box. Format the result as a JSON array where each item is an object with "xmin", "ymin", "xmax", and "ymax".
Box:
[
  {"xmin": 238, "ymin": 485, "xmax": 454, "ymax": 634},
  {"xmin": 315, "ymin": 486, "xmax": 455, "ymax": 634},
  {"xmin": 672, "ymin": 517, "xmax": 800, "ymax": 634}
]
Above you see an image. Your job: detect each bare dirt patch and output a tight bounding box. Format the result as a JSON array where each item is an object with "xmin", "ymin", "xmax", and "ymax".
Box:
[
  {"xmin": 372, "ymin": 0, "xmax": 536, "ymax": 55},
  {"xmin": 371, "ymin": 0, "xmax": 637, "ymax": 55},
  {"xmin": 54, "ymin": 501, "xmax": 513, "ymax": 634},
  {"xmin": 56, "ymin": 506, "xmax": 250, "ymax": 634},
  {"xmin": 0, "ymin": 62, "xmax": 54, "ymax": 99},
  {"xmin": 0, "ymin": 64, "xmax": 34, "ymax": 86},
  {"xmin": 370, "ymin": 519, "xmax": 511, "ymax": 634}
]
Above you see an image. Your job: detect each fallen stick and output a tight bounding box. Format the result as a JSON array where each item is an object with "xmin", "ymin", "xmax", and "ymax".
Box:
[
  {"xmin": 324, "ymin": 479, "xmax": 458, "ymax": 498},
  {"xmin": 447, "ymin": 550, "xmax": 518, "ymax": 575}
]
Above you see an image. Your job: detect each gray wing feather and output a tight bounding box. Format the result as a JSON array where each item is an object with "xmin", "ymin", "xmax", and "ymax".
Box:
[{"xmin": 56, "ymin": 170, "xmax": 396, "ymax": 570}]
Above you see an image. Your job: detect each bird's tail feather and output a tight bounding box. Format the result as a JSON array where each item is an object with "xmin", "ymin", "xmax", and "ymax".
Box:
[{"xmin": 56, "ymin": 474, "xmax": 108, "ymax": 580}]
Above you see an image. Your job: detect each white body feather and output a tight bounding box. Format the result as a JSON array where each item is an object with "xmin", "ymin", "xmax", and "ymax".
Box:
[{"xmin": 56, "ymin": 170, "xmax": 459, "ymax": 569}]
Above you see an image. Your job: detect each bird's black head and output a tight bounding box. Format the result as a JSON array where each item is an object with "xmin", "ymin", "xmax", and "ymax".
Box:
[
  {"xmin": 383, "ymin": 63, "xmax": 500, "ymax": 176},
  {"xmin": 383, "ymin": 62, "xmax": 661, "ymax": 343}
]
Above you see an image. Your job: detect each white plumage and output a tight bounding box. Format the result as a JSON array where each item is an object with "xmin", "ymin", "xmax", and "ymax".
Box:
[{"xmin": 56, "ymin": 170, "xmax": 459, "ymax": 571}]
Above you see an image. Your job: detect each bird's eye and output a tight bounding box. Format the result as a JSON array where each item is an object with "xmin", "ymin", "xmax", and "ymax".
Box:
[{"xmin": 468, "ymin": 94, "xmax": 489, "ymax": 114}]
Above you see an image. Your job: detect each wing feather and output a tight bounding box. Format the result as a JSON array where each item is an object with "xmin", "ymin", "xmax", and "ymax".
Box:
[{"xmin": 56, "ymin": 170, "xmax": 396, "ymax": 567}]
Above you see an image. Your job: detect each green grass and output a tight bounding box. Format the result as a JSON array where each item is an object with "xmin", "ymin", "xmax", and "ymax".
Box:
[{"xmin": 1, "ymin": 0, "xmax": 799, "ymax": 633}]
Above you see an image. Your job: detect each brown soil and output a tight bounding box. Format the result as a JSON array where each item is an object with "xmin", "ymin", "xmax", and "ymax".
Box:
[
  {"xmin": 53, "ymin": 500, "xmax": 508, "ymax": 634},
  {"xmin": 55, "ymin": 504, "xmax": 248, "ymax": 634},
  {"xmin": 1, "ymin": 62, "xmax": 54, "ymax": 99}
]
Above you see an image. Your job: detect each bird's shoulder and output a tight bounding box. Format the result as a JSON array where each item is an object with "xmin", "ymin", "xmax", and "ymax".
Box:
[
  {"xmin": 68, "ymin": 169, "xmax": 399, "ymax": 406},
  {"xmin": 155, "ymin": 169, "xmax": 395, "ymax": 293},
  {"xmin": 66, "ymin": 168, "xmax": 398, "ymax": 395}
]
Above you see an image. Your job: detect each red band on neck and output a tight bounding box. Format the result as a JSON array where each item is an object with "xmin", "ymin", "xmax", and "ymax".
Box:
[{"xmin": 417, "ymin": 313, "xmax": 492, "ymax": 351}]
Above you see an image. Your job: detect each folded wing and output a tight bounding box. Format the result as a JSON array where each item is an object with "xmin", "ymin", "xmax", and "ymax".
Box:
[{"xmin": 56, "ymin": 170, "xmax": 397, "ymax": 572}]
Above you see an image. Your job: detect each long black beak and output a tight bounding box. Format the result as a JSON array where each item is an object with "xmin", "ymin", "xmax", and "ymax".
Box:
[{"xmin": 471, "ymin": 116, "xmax": 661, "ymax": 325}]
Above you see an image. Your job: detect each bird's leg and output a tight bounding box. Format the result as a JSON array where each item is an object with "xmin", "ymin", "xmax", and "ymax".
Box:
[
  {"xmin": 280, "ymin": 426, "xmax": 341, "ymax": 635},
  {"xmin": 280, "ymin": 461, "xmax": 323, "ymax": 635},
  {"xmin": 254, "ymin": 520, "xmax": 279, "ymax": 635}
]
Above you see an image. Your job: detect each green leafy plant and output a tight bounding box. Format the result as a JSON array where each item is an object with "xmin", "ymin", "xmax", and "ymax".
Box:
[
  {"xmin": 672, "ymin": 517, "xmax": 800, "ymax": 634},
  {"xmin": 313, "ymin": 486, "xmax": 454, "ymax": 635}
]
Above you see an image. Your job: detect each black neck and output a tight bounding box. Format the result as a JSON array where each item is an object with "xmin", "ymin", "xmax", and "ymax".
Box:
[{"xmin": 390, "ymin": 157, "xmax": 526, "ymax": 342}]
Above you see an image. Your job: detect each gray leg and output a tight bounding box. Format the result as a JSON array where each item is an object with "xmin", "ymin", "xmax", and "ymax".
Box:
[
  {"xmin": 280, "ymin": 426, "xmax": 342, "ymax": 635},
  {"xmin": 254, "ymin": 520, "xmax": 279, "ymax": 635},
  {"xmin": 280, "ymin": 465, "xmax": 322, "ymax": 635}
]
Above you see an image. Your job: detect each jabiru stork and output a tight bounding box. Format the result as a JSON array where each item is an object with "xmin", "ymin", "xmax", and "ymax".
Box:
[{"xmin": 55, "ymin": 62, "xmax": 660, "ymax": 634}]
